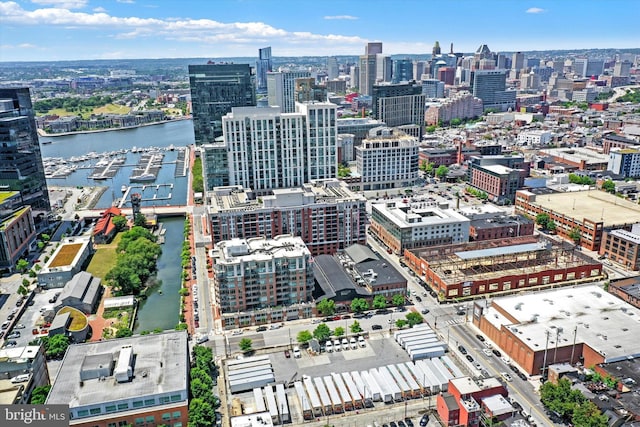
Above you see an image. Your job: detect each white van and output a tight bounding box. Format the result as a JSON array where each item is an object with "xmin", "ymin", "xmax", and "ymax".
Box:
[
  {"xmin": 11, "ymin": 374, "xmax": 30, "ymax": 383},
  {"xmin": 325, "ymin": 341, "xmax": 333, "ymax": 353}
]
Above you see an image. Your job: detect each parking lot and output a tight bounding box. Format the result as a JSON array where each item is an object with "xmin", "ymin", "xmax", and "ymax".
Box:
[{"xmin": 227, "ymin": 334, "xmax": 444, "ymax": 426}]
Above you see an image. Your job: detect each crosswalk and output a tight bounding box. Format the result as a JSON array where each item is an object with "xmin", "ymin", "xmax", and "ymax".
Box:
[{"xmin": 444, "ymin": 318, "xmax": 466, "ymax": 326}]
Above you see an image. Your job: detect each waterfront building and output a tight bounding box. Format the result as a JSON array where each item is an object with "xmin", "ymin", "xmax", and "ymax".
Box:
[
  {"xmin": 223, "ymin": 103, "xmax": 337, "ymax": 193},
  {"xmin": 0, "ymin": 88, "xmax": 50, "ymax": 212},
  {"xmin": 369, "ymin": 200, "xmax": 470, "ymax": 255},
  {"xmin": 0, "ymin": 191, "xmax": 36, "ymax": 271},
  {"xmin": 38, "ymin": 236, "xmax": 94, "ymax": 288},
  {"xmin": 46, "ymin": 331, "xmax": 189, "ymax": 427},
  {"xmin": 256, "ymin": 47, "xmax": 273, "ymax": 94},
  {"xmin": 212, "ymin": 235, "xmax": 314, "ymax": 314},
  {"xmin": 355, "ymin": 127, "xmax": 419, "ymax": 191},
  {"xmin": 188, "ymin": 63, "xmax": 256, "ymax": 144},
  {"xmin": 267, "ymin": 70, "xmax": 311, "ymax": 113},
  {"xmin": 201, "ymin": 142, "xmax": 229, "ymax": 190},
  {"xmin": 207, "ymin": 179, "xmax": 367, "ymax": 256}
]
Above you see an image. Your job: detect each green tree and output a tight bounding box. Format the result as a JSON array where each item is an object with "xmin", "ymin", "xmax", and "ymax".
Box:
[
  {"xmin": 313, "ymin": 323, "xmax": 332, "ymax": 342},
  {"xmin": 17, "ymin": 285, "xmax": 28, "ymax": 296},
  {"xmin": 316, "ymin": 299, "xmax": 336, "ymax": 316},
  {"xmin": 572, "ymin": 401, "xmax": 608, "ymax": 427},
  {"xmin": 350, "ymin": 321, "xmax": 363, "ymax": 334},
  {"xmin": 568, "ymin": 227, "xmax": 582, "ymax": 245},
  {"xmin": 395, "ymin": 319, "xmax": 408, "ymax": 328},
  {"xmin": 535, "ymin": 213, "xmax": 551, "ymax": 229},
  {"xmin": 333, "ymin": 326, "xmax": 345, "ymax": 337},
  {"xmin": 406, "ymin": 312, "xmax": 424, "ymax": 327},
  {"xmin": 190, "ymin": 377, "xmax": 212, "ymax": 399},
  {"xmin": 41, "ymin": 233, "xmax": 51, "ymax": 242},
  {"xmin": 16, "ymin": 258, "xmax": 29, "ymax": 273},
  {"xmin": 372, "ymin": 295, "xmax": 387, "ymax": 309},
  {"xmin": 116, "ymin": 326, "xmax": 133, "ymax": 338},
  {"xmin": 392, "ymin": 294, "xmax": 405, "ymax": 307},
  {"xmin": 350, "ymin": 298, "xmax": 369, "ymax": 313},
  {"xmin": 46, "ymin": 334, "xmax": 70, "ymax": 359},
  {"xmin": 435, "ymin": 165, "xmax": 449, "ymax": 179},
  {"xmin": 547, "ymin": 220, "xmax": 557, "ymax": 232},
  {"xmin": 133, "ymin": 213, "xmax": 147, "ymax": 227},
  {"xmin": 192, "ymin": 157, "xmax": 204, "ymax": 194},
  {"xmin": 112, "ymin": 215, "xmax": 128, "ymax": 231},
  {"xmin": 602, "ymin": 180, "xmax": 615, "ymax": 193},
  {"xmin": 29, "ymin": 385, "xmax": 51, "ymax": 404},
  {"xmin": 450, "ymin": 118, "xmax": 462, "ymax": 127},
  {"xmin": 297, "ymin": 330, "xmax": 313, "ymax": 345},
  {"xmin": 238, "ymin": 338, "xmax": 253, "ymax": 353},
  {"xmin": 425, "ymin": 125, "xmax": 437, "ymax": 133},
  {"xmin": 188, "ymin": 397, "xmax": 214, "ymax": 427}
]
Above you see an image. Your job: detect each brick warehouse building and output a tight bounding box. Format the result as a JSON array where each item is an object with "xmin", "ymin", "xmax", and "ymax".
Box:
[
  {"xmin": 471, "ymin": 285, "xmax": 640, "ymax": 377},
  {"xmin": 403, "ymin": 235, "xmax": 603, "ymax": 301},
  {"xmin": 515, "ymin": 189, "xmax": 640, "ymax": 251}
]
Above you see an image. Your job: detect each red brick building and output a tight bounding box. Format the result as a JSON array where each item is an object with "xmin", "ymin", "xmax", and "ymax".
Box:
[
  {"xmin": 403, "ymin": 236, "xmax": 603, "ymax": 301},
  {"xmin": 599, "ymin": 227, "xmax": 640, "ymax": 271},
  {"xmin": 437, "ymin": 376, "xmax": 508, "ymax": 427},
  {"xmin": 93, "ymin": 206, "xmax": 122, "ymax": 244}
]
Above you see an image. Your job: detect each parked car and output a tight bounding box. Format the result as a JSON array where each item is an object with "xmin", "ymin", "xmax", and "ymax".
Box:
[
  {"xmin": 421, "ymin": 308, "xmax": 430, "ymax": 314},
  {"xmin": 458, "ymin": 345, "xmax": 467, "ymax": 355},
  {"xmin": 414, "ymin": 296, "xmax": 422, "ymax": 303},
  {"xmin": 492, "ymin": 349, "xmax": 502, "ymax": 357},
  {"xmin": 482, "ymin": 348, "xmax": 493, "ymax": 357},
  {"xmin": 465, "ymin": 354, "xmax": 474, "ymax": 363},
  {"xmin": 350, "ymin": 338, "xmax": 358, "ymax": 350},
  {"xmin": 231, "ymin": 329, "xmax": 243, "ymax": 336},
  {"xmin": 256, "ymin": 326, "xmax": 268, "ymax": 332},
  {"xmin": 333, "ymin": 339, "xmax": 341, "ymax": 351},
  {"xmin": 341, "ymin": 338, "xmax": 349, "ymax": 351},
  {"xmin": 405, "ymin": 418, "xmax": 414, "ymax": 427},
  {"xmin": 7, "ymin": 331, "xmax": 20, "ymax": 339},
  {"xmin": 500, "ymin": 372, "xmax": 513, "ymax": 382},
  {"xmin": 293, "ymin": 346, "xmax": 301, "ymax": 359},
  {"xmin": 476, "ymin": 334, "xmax": 485, "ymax": 342},
  {"xmin": 325, "ymin": 341, "xmax": 333, "ymax": 353},
  {"xmin": 419, "ymin": 414, "xmax": 430, "ymax": 427},
  {"xmin": 358, "ymin": 336, "xmax": 366, "ymax": 348},
  {"xmin": 284, "ymin": 349, "xmax": 291, "ymax": 358},
  {"xmin": 372, "ymin": 324, "xmax": 383, "ymax": 330}
]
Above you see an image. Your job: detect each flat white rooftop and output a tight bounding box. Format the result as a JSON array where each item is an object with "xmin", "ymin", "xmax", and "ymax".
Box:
[{"xmin": 488, "ymin": 284, "xmax": 640, "ymax": 362}]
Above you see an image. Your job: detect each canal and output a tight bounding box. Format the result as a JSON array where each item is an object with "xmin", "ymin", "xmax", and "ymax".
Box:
[{"xmin": 133, "ymin": 216, "xmax": 185, "ymax": 333}]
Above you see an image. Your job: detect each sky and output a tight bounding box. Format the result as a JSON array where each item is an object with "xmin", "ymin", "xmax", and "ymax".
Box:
[{"xmin": 0, "ymin": 0, "xmax": 639, "ymax": 62}]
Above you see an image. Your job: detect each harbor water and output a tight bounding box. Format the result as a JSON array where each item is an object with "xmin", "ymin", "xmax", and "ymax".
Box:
[
  {"xmin": 40, "ymin": 121, "xmax": 194, "ymax": 332},
  {"xmin": 40, "ymin": 120, "xmax": 194, "ymax": 209}
]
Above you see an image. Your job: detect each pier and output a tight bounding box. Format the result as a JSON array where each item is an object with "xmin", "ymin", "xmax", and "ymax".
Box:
[
  {"xmin": 89, "ymin": 156, "xmax": 126, "ymax": 180},
  {"xmin": 118, "ymin": 183, "xmax": 175, "ymax": 208},
  {"xmin": 130, "ymin": 151, "xmax": 164, "ymax": 182}
]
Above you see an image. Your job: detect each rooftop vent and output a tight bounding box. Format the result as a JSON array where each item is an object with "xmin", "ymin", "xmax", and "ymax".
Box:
[{"xmin": 114, "ymin": 345, "xmax": 134, "ymax": 383}]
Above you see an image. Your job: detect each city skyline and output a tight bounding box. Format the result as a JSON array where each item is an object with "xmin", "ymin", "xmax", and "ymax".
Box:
[{"xmin": 0, "ymin": 0, "xmax": 638, "ymax": 62}]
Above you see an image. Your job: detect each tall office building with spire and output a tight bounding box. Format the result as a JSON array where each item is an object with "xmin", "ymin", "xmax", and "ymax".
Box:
[
  {"xmin": 188, "ymin": 63, "xmax": 256, "ymax": 145},
  {"xmin": 0, "ymin": 88, "xmax": 50, "ymax": 212}
]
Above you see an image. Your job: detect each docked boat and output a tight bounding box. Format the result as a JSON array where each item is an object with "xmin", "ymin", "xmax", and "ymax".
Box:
[
  {"xmin": 130, "ymin": 173, "xmax": 156, "ymax": 183},
  {"xmin": 121, "ymin": 185, "xmax": 127, "ymax": 193}
]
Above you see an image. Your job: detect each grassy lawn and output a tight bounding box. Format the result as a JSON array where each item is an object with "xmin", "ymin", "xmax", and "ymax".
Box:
[
  {"xmin": 86, "ymin": 233, "xmax": 122, "ymax": 279},
  {"xmin": 38, "ymin": 104, "xmax": 131, "ymax": 119}
]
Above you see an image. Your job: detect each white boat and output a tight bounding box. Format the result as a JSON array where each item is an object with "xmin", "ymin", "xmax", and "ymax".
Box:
[
  {"xmin": 121, "ymin": 185, "xmax": 127, "ymax": 193},
  {"xmin": 130, "ymin": 173, "xmax": 156, "ymax": 182}
]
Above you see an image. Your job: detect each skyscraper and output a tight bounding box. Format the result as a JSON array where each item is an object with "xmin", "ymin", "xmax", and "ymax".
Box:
[
  {"xmin": 188, "ymin": 63, "xmax": 256, "ymax": 145},
  {"xmin": 511, "ymin": 52, "xmax": 525, "ymax": 71},
  {"xmin": 267, "ymin": 70, "xmax": 311, "ymax": 113},
  {"xmin": 392, "ymin": 59, "xmax": 414, "ymax": 83},
  {"xmin": 0, "ymin": 88, "xmax": 50, "ymax": 212},
  {"xmin": 359, "ymin": 42, "xmax": 383, "ymax": 96},
  {"xmin": 326, "ymin": 57, "xmax": 339, "ymax": 80},
  {"xmin": 432, "ymin": 41, "xmax": 442, "ymax": 57},
  {"xmin": 471, "ymin": 70, "xmax": 515, "ymax": 112},
  {"xmin": 256, "ymin": 47, "xmax": 273, "ymax": 94},
  {"xmin": 222, "ymin": 102, "xmax": 337, "ymax": 192}
]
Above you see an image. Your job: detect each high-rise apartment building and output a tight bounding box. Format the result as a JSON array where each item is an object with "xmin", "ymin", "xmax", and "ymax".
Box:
[
  {"xmin": 256, "ymin": 47, "xmax": 273, "ymax": 94},
  {"xmin": 356, "ymin": 127, "xmax": 419, "ymax": 191},
  {"xmin": 471, "ymin": 70, "xmax": 515, "ymax": 112},
  {"xmin": 201, "ymin": 143, "xmax": 229, "ymax": 190},
  {"xmin": 376, "ymin": 54, "xmax": 393, "ymax": 83},
  {"xmin": 413, "ymin": 61, "xmax": 429, "ymax": 81},
  {"xmin": 0, "ymin": 88, "xmax": 50, "ymax": 212},
  {"xmin": 295, "ymin": 78, "xmax": 327, "ymax": 104},
  {"xmin": 267, "ymin": 70, "xmax": 311, "ymax": 113},
  {"xmin": 188, "ymin": 64, "xmax": 256, "ymax": 144},
  {"xmin": 207, "ymin": 179, "xmax": 367, "ymax": 255},
  {"xmin": 422, "ymin": 79, "xmax": 445, "ymax": 98},
  {"xmin": 326, "ymin": 56, "xmax": 339, "ymax": 80},
  {"xmin": 222, "ymin": 103, "xmax": 337, "ymax": 193},
  {"xmin": 613, "ymin": 61, "xmax": 632, "ymax": 77}
]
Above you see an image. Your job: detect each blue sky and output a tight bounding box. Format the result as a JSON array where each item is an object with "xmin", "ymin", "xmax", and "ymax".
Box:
[{"xmin": 1, "ymin": 0, "xmax": 638, "ymax": 62}]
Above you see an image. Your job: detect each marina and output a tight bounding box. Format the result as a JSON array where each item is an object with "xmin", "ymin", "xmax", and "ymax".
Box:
[
  {"xmin": 130, "ymin": 151, "xmax": 164, "ymax": 183},
  {"xmin": 119, "ymin": 183, "xmax": 175, "ymax": 208},
  {"xmin": 89, "ymin": 156, "xmax": 126, "ymax": 180}
]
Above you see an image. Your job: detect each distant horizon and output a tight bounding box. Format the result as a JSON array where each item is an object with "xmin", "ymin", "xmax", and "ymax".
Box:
[
  {"xmin": 1, "ymin": 0, "xmax": 638, "ymax": 62},
  {"xmin": 1, "ymin": 46, "xmax": 639, "ymax": 66}
]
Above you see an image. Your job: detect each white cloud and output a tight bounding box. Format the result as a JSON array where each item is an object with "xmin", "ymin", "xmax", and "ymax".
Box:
[
  {"xmin": 0, "ymin": 1, "xmax": 368, "ymax": 54},
  {"xmin": 93, "ymin": 6, "xmax": 107, "ymax": 13},
  {"xmin": 526, "ymin": 7, "xmax": 546, "ymax": 14},
  {"xmin": 116, "ymin": 0, "xmax": 135, "ymax": 3},
  {"xmin": 324, "ymin": 15, "xmax": 358, "ymax": 20},
  {"xmin": 31, "ymin": 0, "xmax": 87, "ymax": 9}
]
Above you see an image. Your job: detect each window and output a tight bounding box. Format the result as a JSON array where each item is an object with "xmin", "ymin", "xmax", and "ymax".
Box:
[
  {"xmin": 173, "ymin": 411, "xmax": 182, "ymax": 419},
  {"xmin": 135, "ymin": 418, "xmax": 145, "ymax": 426},
  {"xmin": 76, "ymin": 410, "xmax": 89, "ymax": 417},
  {"xmin": 108, "ymin": 423, "xmax": 117, "ymax": 427},
  {"xmin": 159, "ymin": 396, "xmax": 171, "ymax": 404},
  {"xmin": 162, "ymin": 413, "xmax": 171, "ymax": 421},
  {"xmin": 89, "ymin": 408, "xmax": 101, "ymax": 415},
  {"xmin": 117, "ymin": 403, "xmax": 128, "ymax": 410},
  {"xmin": 118, "ymin": 422, "xmax": 128, "ymax": 427},
  {"xmin": 105, "ymin": 405, "xmax": 117, "ymax": 413},
  {"xmin": 132, "ymin": 400, "xmax": 143, "ymax": 408},
  {"xmin": 170, "ymin": 394, "xmax": 182, "ymax": 402},
  {"xmin": 144, "ymin": 398, "xmax": 155, "ymax": 406},
  {"xmin": 145, "ymin": 416, "xmax": 155, "ymax": 423}
]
